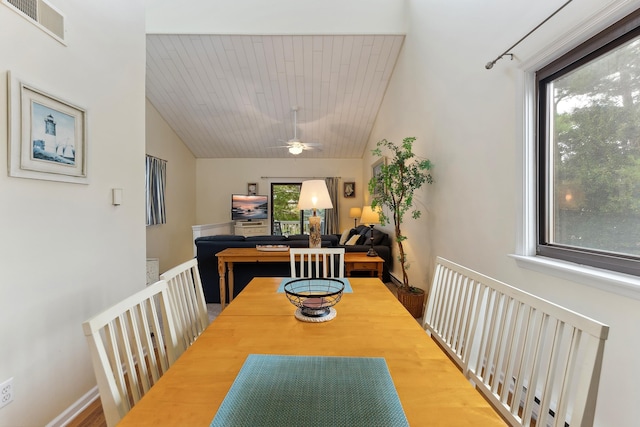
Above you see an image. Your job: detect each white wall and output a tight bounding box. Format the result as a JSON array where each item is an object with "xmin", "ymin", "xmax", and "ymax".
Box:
[
  {"xmin": 366, "ymin": 0, "xmax": 640, "ymax": 425},
  {"xmin": 146, "ymin": 99, "xmax": 197, "ymax": 272},
  {"xmin": 196, "ymin": 158, "xmax": 363, "ymax": 231},
  {"xmin": 0, "ymin": 1, "xmax": 146, "ymax": 425}
]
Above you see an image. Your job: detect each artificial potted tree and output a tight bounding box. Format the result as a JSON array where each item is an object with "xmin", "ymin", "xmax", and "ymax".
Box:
[{"xmin": 368, "ymin": 137, "xmax": 433, "ymax": 318}]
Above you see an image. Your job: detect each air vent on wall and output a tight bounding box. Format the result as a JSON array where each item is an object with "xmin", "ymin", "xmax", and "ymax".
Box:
[{"xmin": 3, "ymin": 0, "xmax": 65, "ymax": 44}]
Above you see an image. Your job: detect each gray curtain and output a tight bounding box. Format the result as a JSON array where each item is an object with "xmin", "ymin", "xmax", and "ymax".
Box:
[
  {"xmin": 325, "ymin": 177, "xmax": 339, "ymax": 234},
  {"xmin": 146, "ymin": 155, "xmax": 167, "ymax": 226}
]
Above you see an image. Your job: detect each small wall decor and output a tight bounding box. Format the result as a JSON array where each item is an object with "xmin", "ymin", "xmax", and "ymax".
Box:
[
  {"xmin": 248, "ymin": 183, "xmax": 257, "ymax": 195},
  {"xmin": 343, "ymin": 182, "xmax": 355, "ymax": 198},
  {"xmin": 7, "ymin": 72, "xmax": 88, "ymax": 184}
]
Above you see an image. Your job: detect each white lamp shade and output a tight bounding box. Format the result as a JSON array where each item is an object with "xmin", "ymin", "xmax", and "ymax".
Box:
[
  {"xmin": 297, "ymin": 180, "xmax": 333, "ymax": 210},
  {"xmin": 360, "ymin": 205, "xmax": 381, "ymax": 225},
  {"xmin": 349, "ymin": 207, "xmax": 362, "ymax": 218}
]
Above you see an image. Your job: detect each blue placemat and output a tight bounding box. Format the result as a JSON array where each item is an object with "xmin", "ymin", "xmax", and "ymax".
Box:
[
  {"xmin": 277, "ymin": 278, "xmax": 353, "ymax": 293},
  {"xmin": 210, "ymin": 354, "xmax": 409, "ymax": 427}
]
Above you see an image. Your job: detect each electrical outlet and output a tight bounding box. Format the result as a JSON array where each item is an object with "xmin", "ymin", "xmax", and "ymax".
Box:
[{"xmin": 0, "ymin": 378, "xmax": 14, "ymax": 409}]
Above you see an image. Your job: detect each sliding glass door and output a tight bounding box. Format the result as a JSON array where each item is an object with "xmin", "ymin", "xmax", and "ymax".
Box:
[{"xmin": 271, "ymin": 183, "xmax": 327, "ymax": 236}]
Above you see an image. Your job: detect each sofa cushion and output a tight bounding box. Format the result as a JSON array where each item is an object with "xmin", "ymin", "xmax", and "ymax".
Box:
[
  {"xmin": 345, "ymin": 234, "xmax": 360, "ymax": 245},
  {"xmin": 339, "ymin": 229, "xmax": 352, "ymax": 245},
  {"xmin": 322, "ymin": 234, "xmax": 339, "ymax": 246},
  {"xmin": 286, "ymin": 234, "xmax": 310, "ymax": 241},
  {"xmin": 355, "ymin": 226, "xmax": 387, "ymax": 246},
  {"xmin": 354, "ymin": 225, "xmax": 370, "ymax": 235},
  {"xmin": 245, "ymin": 235, "xmax": 287, "ymax": 242},
  {"xmin": 358, "ymin": 226, "xmax": 372, "ymax": 245},
  {"xmin": 196, "ymin": 235, "xmax": 245, "ymax": 242},
  {"xmin": 287, "ymin": 234, "xmax": 339, "ymax": 246}
]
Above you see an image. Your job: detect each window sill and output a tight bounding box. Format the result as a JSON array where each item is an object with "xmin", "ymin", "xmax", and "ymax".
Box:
[{"xmin": 509, "ymin": 254, "xmax": 640, "ymax": 301}]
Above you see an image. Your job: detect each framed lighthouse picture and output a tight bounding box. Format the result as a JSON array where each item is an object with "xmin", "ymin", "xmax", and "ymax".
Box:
[{"xmin": 8, "ymin": 72, "xmax": 88, "ymax": 184}]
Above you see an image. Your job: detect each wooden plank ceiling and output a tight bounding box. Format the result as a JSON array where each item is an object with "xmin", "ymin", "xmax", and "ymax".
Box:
[{"xmin": 146, "ymin": 34, "xmax": 405, "ymax": 158}]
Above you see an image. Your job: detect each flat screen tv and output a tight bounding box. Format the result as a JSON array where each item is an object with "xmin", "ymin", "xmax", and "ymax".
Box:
[{"xmin": 231, "ymin": 194, "xmax": 269, "ymax": 221}]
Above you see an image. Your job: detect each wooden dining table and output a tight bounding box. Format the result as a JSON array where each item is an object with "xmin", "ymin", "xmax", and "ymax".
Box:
[{"xmin": 117, "ymin": 277, "xmax": 506, "ymax": 426}]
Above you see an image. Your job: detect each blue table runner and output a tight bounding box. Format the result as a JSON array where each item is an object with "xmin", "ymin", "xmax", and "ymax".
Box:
[
  {"xmin": 277, "ymin": 278, "xmax": 353, "ymax": 293},
  {"xmin": 210, "ymin": 354, "xmax": 409, "ymax": 427}
]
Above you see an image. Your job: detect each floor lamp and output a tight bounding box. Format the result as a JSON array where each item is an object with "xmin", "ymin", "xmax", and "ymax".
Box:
[
  {"xmin": 297, "ymin": 180, "xmax": 333, "ymax": 248},
  {"xmin": 360, "ymin": 206, "xmax": 381, "ymax": 257},
  {"xmin": 349, "ymin": 207, "xmax": 362, "ymax": 228}
]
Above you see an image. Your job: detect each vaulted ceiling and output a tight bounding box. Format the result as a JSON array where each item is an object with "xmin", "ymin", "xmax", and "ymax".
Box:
[{"xmin": 145, "ymin": 34, "xmax": 405, "ymax": 159}]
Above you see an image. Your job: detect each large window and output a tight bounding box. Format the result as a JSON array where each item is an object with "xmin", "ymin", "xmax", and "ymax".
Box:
[{"xmin": 536, "ymin": 9, "xmax": 640, "ymax": 276}]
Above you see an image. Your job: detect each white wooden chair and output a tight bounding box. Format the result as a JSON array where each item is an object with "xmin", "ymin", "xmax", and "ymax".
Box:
[
  {"xmin": 82, "ymin": 280, "xmax": 179, "ymax": 427},
  {"xmin": 160, "ymin": 258, "xmax": 209, "ymax": 356},
  {"xmin": 422, "ymin": 257, "xmax": 479, "ymax": 374},
  {"xmin": 424, "ymin": 257, "xmax": 609, "ymax": 427},
  {"xmin": 289, "ymin": 248, "xmax": 345, "ymax": 278}
]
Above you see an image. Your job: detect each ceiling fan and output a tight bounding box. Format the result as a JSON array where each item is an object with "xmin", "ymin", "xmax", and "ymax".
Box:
[{"xmin": 274, "ymin": 107, "xmax": 322, "ymax": 155}]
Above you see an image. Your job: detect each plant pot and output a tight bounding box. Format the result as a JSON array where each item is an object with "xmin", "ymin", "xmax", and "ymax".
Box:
[{"xmin": 397, "ymin": 287, "xmax": 426, "ymax": 318}]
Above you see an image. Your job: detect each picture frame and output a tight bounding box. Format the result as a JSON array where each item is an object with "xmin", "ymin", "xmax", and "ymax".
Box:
[
  {"xmin": 343, "ymin": 182, "xmax": 355, "ymax": 198},
  {"xmin": 371, "ymin": 157, "xmax": 387, "ymax": 196},
  {"xmin": 247, "ymin": 183, "xmax": 258, "ymax": 195},
  {"xmin": 7, "ymin": 72, "xmax": 88, "ymax": 184}
]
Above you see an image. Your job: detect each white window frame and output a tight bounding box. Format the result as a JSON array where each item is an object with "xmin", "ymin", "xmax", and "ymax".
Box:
[{"xmin": 511, "ymin": 0, "xmax": 640, "ymax": 300}]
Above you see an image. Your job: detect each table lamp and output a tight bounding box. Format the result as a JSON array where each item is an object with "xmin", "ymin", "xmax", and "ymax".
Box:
[
  {"xmin": 360, "ymin": 205, "xmax": 381, "ymax": 257},
  {"xmin": 297, "ymin": 180, "xmax": 333, "ymax": 248},
  {"xmin": 349, "ymin": 207, "xmax": 362, "ymax": 228}
]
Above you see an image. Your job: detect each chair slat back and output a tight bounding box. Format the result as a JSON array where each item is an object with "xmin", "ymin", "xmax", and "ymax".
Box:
[
  {"xmin": 423, "ymin": 260, "xmax": 483, "ymax": 374},
  {"xmin": 160, "ymin": 258, "xmax": 209, "ymax": 356},
  {"xmin": 82, "ymin": 280, "xmax": 178, "ymax": 427},
  {"xmin": 423, "ymin": 257, "xmax": 609, "ymax": 427},
  {"xmin": 289, "ymin": 248, "xmax": 345, "ymax": 278}
]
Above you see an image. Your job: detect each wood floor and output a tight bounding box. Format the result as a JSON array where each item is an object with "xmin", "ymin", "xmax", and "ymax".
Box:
[{"xmin": 66, "ymin": 398, "xmax": 106, "ymax": 427}]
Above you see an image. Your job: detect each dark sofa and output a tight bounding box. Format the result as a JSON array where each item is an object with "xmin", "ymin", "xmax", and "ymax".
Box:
[{"xmin": 195, "ymin": 225, "xmax": 392, "ymax": 303}]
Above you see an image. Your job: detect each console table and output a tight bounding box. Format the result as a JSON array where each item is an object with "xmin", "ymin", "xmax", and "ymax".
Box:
[{"xmin": 215, "ymin": 247, "xmax": 384, "ymax": 308}]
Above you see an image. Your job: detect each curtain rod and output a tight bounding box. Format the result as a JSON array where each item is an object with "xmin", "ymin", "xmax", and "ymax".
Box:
[
  {"xmin": 485, "ymin": 0, "xmax": 573, "ymax": 70},
  {"xmin": 260, "ymin": 176, "xmax": 341, "ymax": 179},
  {"xmin": 145, "ymin": 154, "xmax": 168, "ymax": 162}
]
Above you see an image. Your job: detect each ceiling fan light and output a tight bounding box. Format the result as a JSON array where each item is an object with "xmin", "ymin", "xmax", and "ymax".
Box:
[{"xmin": 289, "ymin": 145, "xmax": 303, "ymax": 155}]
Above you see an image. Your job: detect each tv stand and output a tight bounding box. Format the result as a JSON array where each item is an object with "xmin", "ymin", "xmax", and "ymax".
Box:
[{"xmin": 234, "ymin": 221, "xmax": 268, "ymax": 237}]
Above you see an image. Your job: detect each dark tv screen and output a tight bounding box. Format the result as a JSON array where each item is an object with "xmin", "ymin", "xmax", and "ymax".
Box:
[{"xmin": 231, "ymin": 194, "xmax": 268, "ymax": 221}]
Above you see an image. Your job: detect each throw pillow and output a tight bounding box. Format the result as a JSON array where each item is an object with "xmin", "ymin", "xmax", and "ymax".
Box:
[
  {"xmin": 339, "ymin": 228, "xmax": 352, "ymax": 245},
  {"xmin": 370, "ymin": 228, "xmax": 385, "ymax": 246},
  {"xmin": 358, "ymin": 226, "xmax": 373, "ymax": 245},
  {"xmin": 345, "ymin": 234, "xmax": 360, "ymax": 246}
]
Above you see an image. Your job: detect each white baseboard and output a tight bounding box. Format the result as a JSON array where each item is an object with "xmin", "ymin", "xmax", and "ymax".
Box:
[
  {"xmin": 389, "ymin": 273, "xmax": 402, "ymax": 286},
  {"xmin": 46, "ymin": 386, "xmax": 99, "ymax": 427}
]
